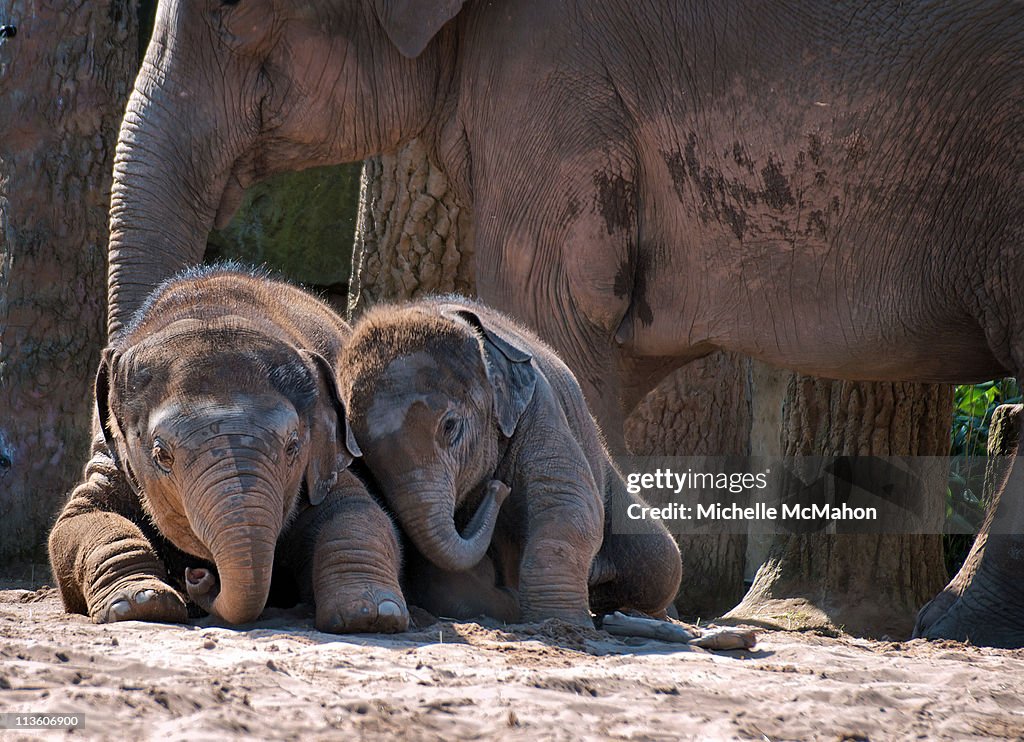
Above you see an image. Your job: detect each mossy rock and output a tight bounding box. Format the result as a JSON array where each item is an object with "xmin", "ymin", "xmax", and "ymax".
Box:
[{"xmin": 206, "ymin": 163, "xmax": 362, "ymax": 290}]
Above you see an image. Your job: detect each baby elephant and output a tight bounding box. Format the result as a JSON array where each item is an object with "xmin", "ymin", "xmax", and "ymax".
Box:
[
  {"xmin": 49, "ymin": 265, "xmax": 408, "ymax": 633},
  {"xmin": 339, "ymin": 298, "xmax": 682, "ymax": 626}
]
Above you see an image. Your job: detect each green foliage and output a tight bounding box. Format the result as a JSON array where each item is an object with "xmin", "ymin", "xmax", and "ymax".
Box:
[
  {"xmin": 945, "ymin": 378, "xmax": 1020, "ymax": 574},
  {"xmin": 206, "ymin": 164, "xmax": 363, "ymax": 291}
]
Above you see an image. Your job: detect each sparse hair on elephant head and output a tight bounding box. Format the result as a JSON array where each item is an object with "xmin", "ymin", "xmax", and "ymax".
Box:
[
  {"xmin": 95, "ymin": 334, "xmax": 361, "ymax": 510},
  {"xmin": 340, "ymin": 303, "xmax": 537, "ymax": 446},
  {"xmin": 92, "ymin": 287, "xmax": 362, "ymax": 626}
]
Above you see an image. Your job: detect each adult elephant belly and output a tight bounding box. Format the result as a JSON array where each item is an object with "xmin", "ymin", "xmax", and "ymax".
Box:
[{"xmin": 615, "ymin": 227, "xmax": 1010, "ymax": 385}]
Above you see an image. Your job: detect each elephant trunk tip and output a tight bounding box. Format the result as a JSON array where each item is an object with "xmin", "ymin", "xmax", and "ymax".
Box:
[
  {"xmin": 421, "ymin": 478, "xmax": 511, "ymax": 573},
  {"xmin": 185, "ymin": 566, "xmax": 265, "ymax": 625}
]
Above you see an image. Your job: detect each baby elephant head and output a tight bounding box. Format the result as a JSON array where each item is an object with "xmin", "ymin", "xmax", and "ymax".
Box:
[
  {"xmin": 340, "ymin": 304, "xmax": 535, "ymax": 572},
  {"xmin": 96, "ymin": 318, "xmax": 361, "ymax": 625}
]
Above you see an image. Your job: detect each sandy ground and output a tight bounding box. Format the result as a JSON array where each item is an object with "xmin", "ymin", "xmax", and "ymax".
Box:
[{"xmin": 1, "ymin": 586, "xmax": 1024, "ymax": 741}]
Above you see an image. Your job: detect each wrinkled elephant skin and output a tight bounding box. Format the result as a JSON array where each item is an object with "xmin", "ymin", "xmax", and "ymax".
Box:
[
  {"xmin": 49, "ymin": 266, "xmax": 408, "ymax": 633},
  {"xmin": 106, "ymin": 1, "xmax": 1023, "ymax": 644}
]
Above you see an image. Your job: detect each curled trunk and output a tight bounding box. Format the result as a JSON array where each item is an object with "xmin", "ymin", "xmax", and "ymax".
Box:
[
  {"xmin": 400, "ymin": 479, "xmax": 509, "ymax": 572},
  {"xmin": 182, "ymin": 449, "xmax": 285, "ymax": 625}
]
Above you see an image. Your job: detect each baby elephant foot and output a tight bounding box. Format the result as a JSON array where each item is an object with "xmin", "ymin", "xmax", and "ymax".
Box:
[
  {"xmin": 316, "ymin": 586, "xmax": 409, "ymax": 634},
  {"xmin": 92, "ymin": 578, "xmax": 188, "ymax": 624}
]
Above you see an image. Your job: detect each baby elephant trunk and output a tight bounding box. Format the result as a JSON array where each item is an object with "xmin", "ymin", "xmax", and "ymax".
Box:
[
  {"xmin": 404, "ymin": 480, "xmax": 511, "ymax": 572},
  {"xmin": 186, "ymin": 495, "xmax": 283, "ymax": 625}
]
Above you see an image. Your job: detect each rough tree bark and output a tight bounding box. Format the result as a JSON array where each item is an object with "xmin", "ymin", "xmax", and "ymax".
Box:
[
  {"xmin": 347, "ymin": 138, "xmax": 475, "ymax": 313},
  {"xmin": 624, "ymin": 354, "xmax": 751, "ymax": 619},
  {"xmin": 348, "ymin": 138, "xmax": 753, "ymax": 617},
  {"xmin": 726, "ymin": 376, "xmax": 953, "ymax": 638},
  {"xmin": 0, "ymin": 1, "xmax": 137, "ymax": 564}
]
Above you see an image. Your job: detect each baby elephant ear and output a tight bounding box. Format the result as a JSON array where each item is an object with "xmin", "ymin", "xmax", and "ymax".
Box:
[
  {"xmin": 300, "ymin": 351, "xmax": 362, "ymax": 505},
  {"xmin": 372, "ymin": 0, "xmax": 466, "ymax": 58},
  {"xmin": 449, "ymin": 308, "xmax": 537, "ymax": 439},
  {"xmin": 95, "ymin": 347, "xmax": 124, "ymax": 470}
]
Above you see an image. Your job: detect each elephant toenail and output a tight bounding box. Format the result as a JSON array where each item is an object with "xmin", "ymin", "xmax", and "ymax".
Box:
[
  {"xmin": 378, "ymin": 600, "xmax": 404, "ymax": 618},
  {"xmin": 136, "ymin": 590, "xmax": 154, "ymax": 604},
  {"xmin": 111, "ymin": 600, "xmax": 131, "ymax": 616}
]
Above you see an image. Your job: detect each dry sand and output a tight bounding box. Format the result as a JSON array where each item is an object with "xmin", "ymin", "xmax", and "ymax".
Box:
[{"xmin": 2, "ymin": 586, "xmax": 1023, "ymax": 741}]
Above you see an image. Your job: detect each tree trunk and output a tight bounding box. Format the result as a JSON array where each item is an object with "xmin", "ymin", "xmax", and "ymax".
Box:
[
  {"xmin": 725, "ymin": 376, "xmax": 953, "ymax": 638},
  {"xmin": 624, "ymin": 354, "xmax": 751, "ymax": 619},
  {"xmin": 347, "ymin": 138, "xmax": 474, "ymax": 315},
  {"xmin": 0, "ymin": 1, "xmax": 138, "ymax": 564}
]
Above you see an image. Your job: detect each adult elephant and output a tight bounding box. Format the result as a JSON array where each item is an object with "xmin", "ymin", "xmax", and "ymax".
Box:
[{"xmin": 107, "ymin": 0, "xmax": 1023, "ymax": 645}]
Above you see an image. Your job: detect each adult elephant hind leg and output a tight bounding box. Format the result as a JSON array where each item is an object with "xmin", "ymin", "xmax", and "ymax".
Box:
[{"xmin": 914, "ymin": 403, "xmax": 1024, "ymax": 649}]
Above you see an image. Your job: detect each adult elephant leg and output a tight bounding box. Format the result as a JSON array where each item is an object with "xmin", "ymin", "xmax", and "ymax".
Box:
[
  {"xmin": 624, "ymin": 353, "xmax": 752, "ymax": 620},
  {"xmin": 914, "ymin": 403, "xmax": 1024, "ymax": 648},
  {"xmin": 725, "ymin": 376, "xmax": 952, "ymax": 639}
]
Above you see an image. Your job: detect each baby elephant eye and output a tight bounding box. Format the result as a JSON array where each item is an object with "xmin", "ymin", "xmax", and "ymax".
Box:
[
  {"xmin": 151, "ymin": 439, "xmax": 174, "ymax": 473},
  {"xmin": 439, "ymin": 415, "xmax": 463, "ymax": 448},
  {"xmin": 285, "ymin": 431, "xmax": 301, "ymax": 464}
]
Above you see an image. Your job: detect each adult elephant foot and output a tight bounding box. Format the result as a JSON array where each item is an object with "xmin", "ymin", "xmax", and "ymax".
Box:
[
  {"xmin": 914, "ymin": 404, "xmax": 1024, "ymax": 649},
  {"xmin": 912, "ymin": 541, "xmax": 1024, "ymax": 648},
  {"xmin": 721, "ymin": 533, "xmax": 947, "ymax": 638}
]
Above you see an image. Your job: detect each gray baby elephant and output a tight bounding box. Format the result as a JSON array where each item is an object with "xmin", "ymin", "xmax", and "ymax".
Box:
[{"xmin": 338, "ymin": 298, "xmax": 682, "ymax": 626}]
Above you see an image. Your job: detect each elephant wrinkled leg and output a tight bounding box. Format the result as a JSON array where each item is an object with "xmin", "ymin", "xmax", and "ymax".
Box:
[
  {"xmin": 588, "ymin": 478, "xmax": 682, "ymax": 618},
  {"xmin": 914, "ymin": 404, "xmax": 1024, "ymax": 648},
  {"xmin": 49, "ymin": 456, "xmax": 187, "ymax": 625},
  {"xmin": 912, "ymin": 539, "xmax": 1024, "ymax": 648},
  {"xmin": 589, "ymin": 529, "xmax": 682, "ymax": 620},
  {"xmin": 519, "ymin": 536, "xmax": 597, "ymax": 627},
  {"xmin": 95, "ymin": 577, "xmax": 188, "ymax": 624},
  {"xmin": 308, "ymin": 481, "xmax": 409, "ymax": 634}
]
